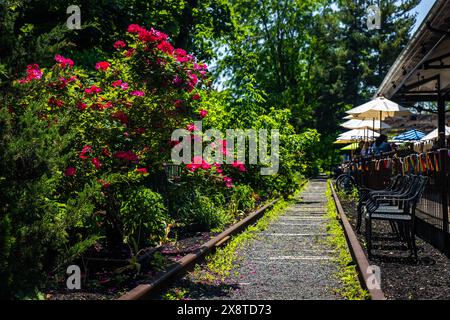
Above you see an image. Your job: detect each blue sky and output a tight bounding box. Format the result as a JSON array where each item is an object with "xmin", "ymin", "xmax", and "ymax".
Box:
[{"xmin": 411, "ymin": 0, "xmax": 436, "ymax": 34}]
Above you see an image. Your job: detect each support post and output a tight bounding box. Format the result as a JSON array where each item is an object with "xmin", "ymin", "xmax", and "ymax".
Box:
[
  {"xmin": 437, "ymin": 77, "xmax": 446, "ymax": 148},
  {"xmin": 439, "ymin": 148, "xmax": 449, "ymax": 255}
]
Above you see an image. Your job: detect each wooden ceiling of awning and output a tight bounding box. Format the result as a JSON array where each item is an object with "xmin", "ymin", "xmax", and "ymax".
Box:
[{"xmin": 377, "ymin": 0, "xmax": 450, "ymax": 103}]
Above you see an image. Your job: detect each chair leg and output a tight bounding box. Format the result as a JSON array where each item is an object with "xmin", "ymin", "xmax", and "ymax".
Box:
[
  {"xmin": 389, "ymin": 221, "xmax": 400, "ymax": 239},
  {"xmin": 410, "ymin": 222, "xmax": 418, "ymax": 261},
  {"xmin": 365, "ymin": 216, "xmax": 372, "ymax": 260},
  {"xmin": 397, "ymin": 222, "xmax": 406, "ymax": 241},
  {"xmin": 356, "ymin": 202, "xmax": 363, "ymax": 233},
  {"xmin": 403, "ymin": 222, "xmax": 412, "ymax": 252}
]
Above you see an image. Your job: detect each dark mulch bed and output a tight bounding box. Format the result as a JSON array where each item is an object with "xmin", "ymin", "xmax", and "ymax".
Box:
[
  {"xmin": 339, "ymin": 196, "xmax": 450, "ymax": 300},
  {"xmin": 46, "ymin": 229, "xmax": 215, "ymax": 300},
  {"xmin": 45, "ymin": 204, "xmax": 265, "ymax": 300}
]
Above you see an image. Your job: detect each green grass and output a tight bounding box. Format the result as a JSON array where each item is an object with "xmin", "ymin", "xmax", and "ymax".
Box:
[
  {"xmin": 325, "ymin": 180, "xmax": 369, "ymax": 300},
  {"xmin": 162, "ymin": 287, "xmax": 189, "ymax": 300}
]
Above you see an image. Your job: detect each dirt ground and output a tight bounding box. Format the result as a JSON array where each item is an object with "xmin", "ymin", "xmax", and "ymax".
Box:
[{"xmin": 340, "ymin": 198, "xmax": 450, "ymax": 300}]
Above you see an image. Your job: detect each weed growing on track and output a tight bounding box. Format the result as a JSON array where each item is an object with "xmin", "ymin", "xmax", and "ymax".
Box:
[
  {"xmin": 325, "ymin": 180, "xmax": 369, "ymax": 300},
  {"xmin": 162, "ymin": 287, "xmax": 189, "ymax": 300}
]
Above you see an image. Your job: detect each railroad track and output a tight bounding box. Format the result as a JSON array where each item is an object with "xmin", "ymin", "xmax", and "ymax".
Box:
[
  {"xmin": 329, "ymin": 182, "xmax": 386, "ymax": 300},
  {"xmin": 118, "ymin": 198, "xmax": 281, "ymax": 300}
]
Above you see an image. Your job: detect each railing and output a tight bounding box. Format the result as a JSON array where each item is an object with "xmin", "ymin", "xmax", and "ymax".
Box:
[{"xmin": 345, "ymin": 148, "xmax": 450, "ymax": 256}]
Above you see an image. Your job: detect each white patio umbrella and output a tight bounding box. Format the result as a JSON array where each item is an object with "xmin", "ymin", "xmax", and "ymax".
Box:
[
  {"xmin": 338, "ymin": 129, "xmax": 380, "ymax": 141},
  {"xmin": 346, "ymin": 97, "xmax": 411, "ymax": 120},
  {"xmin": 342, "ymin": 115, "xmax": 353, "ymax": 120},
  {"xmin": 341, "ymin": 119, "xmax": 391, "ymax": 130},
  {"xmin": 420, "ymin": 126, "xmax": 450, "ymax": 141}
]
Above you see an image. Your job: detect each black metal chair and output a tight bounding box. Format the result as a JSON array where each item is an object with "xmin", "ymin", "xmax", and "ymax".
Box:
[
  {"xmin": 363, "ymin": 175, "xmax": 428, "ymax": 260},
  {"xmin": 356, "ymin": 174, "xmax": 407, "ymax": 232}
]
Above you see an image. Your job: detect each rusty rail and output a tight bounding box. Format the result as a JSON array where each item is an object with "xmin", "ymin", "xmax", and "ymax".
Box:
[
  {"xmin": 118, "ymin": 198, "xmax": 281, "ymax": 300},
  {"xmin": 330, "ymin": 183, "xmax": 386, "ymax": 300}
]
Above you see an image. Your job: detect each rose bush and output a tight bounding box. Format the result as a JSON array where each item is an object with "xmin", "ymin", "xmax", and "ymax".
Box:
[
  {"xmin": 0, "ymin": 23, "xmax": 319, "ymax": 298},
  {"xmin": 0, "ymin": 24, "xmax": 222, "ymax": 297}
]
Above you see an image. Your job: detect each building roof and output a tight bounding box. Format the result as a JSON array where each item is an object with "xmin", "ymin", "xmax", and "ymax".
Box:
[{"xmin": 377, "ymin": 0, "xmax": 450, "ymax": 103}]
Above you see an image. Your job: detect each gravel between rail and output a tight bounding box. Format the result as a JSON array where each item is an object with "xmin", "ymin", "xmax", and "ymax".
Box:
[{"xmin": 163, "ymin": 178, "xmax": 345, "ymax": 300}]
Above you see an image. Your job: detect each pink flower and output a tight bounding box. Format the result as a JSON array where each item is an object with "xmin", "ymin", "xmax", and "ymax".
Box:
[
  {"xmin": 48, "ymin": 96, "xmax": 64, "ymax": 107},
  {"xmin": 18, "ymin": 64, "xmax": 43, "ymax": 83},
  {"xmin": 27, "ymin": 64, "xmax": 42, "ymax": 79},
  {"xmin": 136, "ymin": 27, "xmax": 168, "ymax": 43},
  {"xmin": 232, "ymin": 160, "xmax": 246, "ymax": 172},
  {"xmin": 113, "ymin": 40, "xmax": 126, "ymax": 49},
  {"xmin": 174, "ymin": 48, "xmax": 187, "ymax": 56},
  {"xmin": 103, "ymin": 101, "xmax": 113, "ymax": 109},
  {"xmin": 223, "ymin": 176, "xmax": 234, "ymax": 188},
  {"xmin": 186, "ymin": 163, "xmax": 200, "ymax": 171},
  {"xmin": 112, "ymin": 80, "xmax": 122, "ymax": 87},
  {"xmin": 129, "ymin": 24, "xmax": 168, "ymax": 43},
  {"xmin": 174, "ymin": 48, "xmax": 191, "ymax": 63},
  {"xmin": 188, "ymin": 73, "xmax": 198, "ymax": 87},
  {"xmin": 112, "ymin": 80, "xmax": 129, "ymax": 90},
  {"xmin": 127, "ymin": 24, "xmax": 143, "ymax": 33},
  {"xmin": 199, "ymin": 109, "xmax": 208, "ymax": 118},
  {"xmin": 157, "ymin": 41, "xmax": 174, "ymax": 54},
  {"xmin": 194, "ymin": 62, "xmax": 208, "ymax": 71},
  {"xmin": 130, "ymin": 90, "xmax": 145, "ymax": 97},
  {"xmin": 102, "ymin": 147, "xmax": 110, "ymax": 157},
  {"xmin": 77, "ymin": 102, "xmax": 87, "ymax": 111},
  {"xmin": 201, "ymin": 162, "xmax": 211, "ymax": 170},
  {"xmin": 186, "ymin": 123, "xmax": 198, "ymax": 132},
  {"xmin": 136, "ymin": 167, "xmax": 148, "ymax": 174},
  {"xmin": 95, "ymin": 61, "xmax": 110, "ymax": 71},
  {"xmin": 219, "ymin": 140, "xmax": 230, "ymax": 156},
  {"xmin": 172, "ymin": 75, "xmax": 183, "ymax": 86},
  {"xmin": 55, "ymin": 55, "xmax": 74, "ymax": 68},
  {"xmin": 174, "ymin": 99, "xmax": 184, "ymax": 109},
  {"xmin": 79, "ymin": 145, "xmax": 92, "ymax": 160},
  {"xmin": 124, "ymin": 49, "xmax": 135, "ymax": 57},
  {"xmin": 112, "ymin": 111, "xmax": 129, "ymax": 125},
  {"xmin": 192, "ymin": 93, "xmax": 201, "ymax": 100},
  {"xmin": 91, "ymin": 157, "xmax": 102, "ymax": 169},
  {"xmin": 113, "ymin": 151, "xmax": 139, "ymax": 162},
  {"xmin": 85, "ymin": 85, "xmax": 102, "ymax": 94},
  {"xmin": 64, "ymin": 167, "xmax": 76, "ymax": 176}
]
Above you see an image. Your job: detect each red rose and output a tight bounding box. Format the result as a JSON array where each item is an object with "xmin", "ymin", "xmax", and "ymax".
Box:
[
  {"xmin": 85, "ymin": 85, "xmax": 102, "ymax": 94},
  {"xmin": 157, "ymin": 41, "xmax": 174, "ymax": 55},
  {"xmin": 95, "ymin": 61, "xmax": 110, "ymax": 71},
  {"xmin": 79, "ymin": 145, "xmax": 92, "ymax": 160},
  {"xmin": 136, "ymin": 167, "xmax": 148, "ymax": 174},
  {"xmin": 55, "ymin": 55, "xmax": 74, "ymax": 68},
  {"xmin": 91, "ymin": 157, "xmax": 102, "ymax": 169},
  {"xmin": 64, "ymin": 167, "xmax": 76, "ymax": 176},
  {"xmin": 114, "ymin": 40, "xmax": 126, "ymax": 49},
  {"xmin": 102, "ymin": 147, "xmax": 110, "ymax": 157}
]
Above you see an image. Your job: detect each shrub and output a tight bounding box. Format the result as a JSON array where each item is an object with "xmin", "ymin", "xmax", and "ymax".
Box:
[
  {"xmin": 176, "ymin": 190, "xmax": 231, "ymax": 231},
  {"xmin": 0, "ymin": 99, "xmax": 102, "ymax": 298},
  {"xmin": 0, "ymin": 23, "xmax": 212, "ymax": 298},
  {"xmin": 120, "ymin": 187, "xmax": 169, "ymax": 247},
  {"xmin": 230, "ymin": 185, "xmax": 255, "ymax": 212}
]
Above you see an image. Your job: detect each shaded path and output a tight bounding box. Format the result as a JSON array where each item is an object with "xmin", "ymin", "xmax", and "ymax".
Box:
[{"xmin": 220, "ymin": 178, "xmax": 342, "ymax": 299}]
